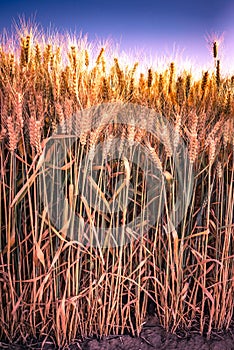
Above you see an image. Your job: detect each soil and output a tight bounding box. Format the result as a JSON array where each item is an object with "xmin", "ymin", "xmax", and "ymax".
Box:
[{"xmin": 1, "ymin": 317, "xmax": 234, "ymax": 350}]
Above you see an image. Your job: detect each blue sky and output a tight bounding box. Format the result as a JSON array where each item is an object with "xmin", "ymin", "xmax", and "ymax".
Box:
[{"xmin": 0, "ymin": 0, "xmax": 234, "ymax": 69}]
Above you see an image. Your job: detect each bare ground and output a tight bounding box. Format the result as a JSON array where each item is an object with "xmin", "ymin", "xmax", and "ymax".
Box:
[{"xmin": 1, "ymin": 316, "xmax": 234, "ymax": 350}]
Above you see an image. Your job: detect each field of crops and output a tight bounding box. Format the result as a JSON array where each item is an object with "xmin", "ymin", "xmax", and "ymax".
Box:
[{"xmin": 0, "ymin": 25, "xmax": 233, "ymax": 348}]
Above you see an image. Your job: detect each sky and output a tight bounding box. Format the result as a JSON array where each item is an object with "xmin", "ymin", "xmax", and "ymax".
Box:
[{"xmin": 0, "ymin": 0, "xmax": 234, "ymax": 71}]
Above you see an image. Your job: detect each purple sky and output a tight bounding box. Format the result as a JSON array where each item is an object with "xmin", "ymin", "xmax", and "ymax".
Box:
[{"xmin": 0, "ymin": 0, "xmax": 234, "ymax": 70}]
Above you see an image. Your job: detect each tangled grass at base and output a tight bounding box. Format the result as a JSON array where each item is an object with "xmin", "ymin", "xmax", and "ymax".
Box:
[{"xmin": 0, "ymin": 25, "xmax": 233, "ymax": 347}]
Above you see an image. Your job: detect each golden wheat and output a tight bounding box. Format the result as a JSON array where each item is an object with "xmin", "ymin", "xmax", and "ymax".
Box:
[{"xmin": 0, "ymin": 25, "xmax": 233, "ymax": 348}]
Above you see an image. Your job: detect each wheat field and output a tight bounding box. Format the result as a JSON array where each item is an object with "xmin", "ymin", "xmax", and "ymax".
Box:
[{"xmin": 0, "ymin": 24, "xmax": 233, "ymax": 347}]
